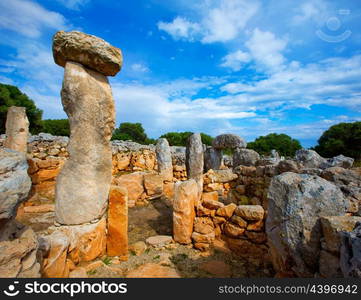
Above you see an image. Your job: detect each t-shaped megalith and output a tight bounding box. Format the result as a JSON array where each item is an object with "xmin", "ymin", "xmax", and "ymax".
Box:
[{"xmin": 52, "ymin": 31, "xmax": 122, "ymax": 225}]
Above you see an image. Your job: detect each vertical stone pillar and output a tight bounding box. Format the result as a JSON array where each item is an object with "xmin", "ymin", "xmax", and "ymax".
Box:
[
  {"xmin": 4, "ymin": 106, "xmax": 29, "ymax": 153},
  {"xmin": 156, "ymin": 138, "xmax": 173, "ymax": 181},
  {"xmin": 107, "ymin": 186, "xmax": 128, "ymax": 259},
  {"xmin": 173, "ymin": 179, "xmax": 197, "ymax": 244},
  {"xmin": 204, "ymin": 146, "xmax": 222, "ymax": 171},
  {"xmin": 185, "ymin": 133, "xmax": 204, "ymax": 201}
]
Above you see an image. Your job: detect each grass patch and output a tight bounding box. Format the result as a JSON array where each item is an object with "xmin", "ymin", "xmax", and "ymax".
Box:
[
  {"xmin": 102, "ymin": 257, "xmax": 112, "ymax": 265},
  {"xmin": 87, "ymin": 269, "xmax": 97, "ymax": 276},
  {"xmin": 153, "ymin": 255, "xmax": 160, "ymax": 260}
]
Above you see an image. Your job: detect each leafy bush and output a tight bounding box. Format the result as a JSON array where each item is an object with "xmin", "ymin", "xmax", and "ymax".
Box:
[
  {"xmin": 247, "ymin": 133, "xmax": 302, "ymax": 157},
  {"xmin": 112, "ymin": 122, "xmax": 154, "ymax": 144},
  {"xmin": 314, "ymin": 122, "xmax": 361, "ymax": 159},
  {"xmin": 42, "ymin": 119, "xmax": 70, "ymax": 136},
  {"xmin": 0, "ymin": 83, "xmax": 43, "ymax": 134},
  {"xmin": 160, "ymin": 131, "xmax": 213, "ymax": 146}
]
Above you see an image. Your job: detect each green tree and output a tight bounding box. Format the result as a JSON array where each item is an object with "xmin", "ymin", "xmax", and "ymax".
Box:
[
  {"xmin": 112, "ymin": 122, "xmax": 151, "ymax": 144},
  {"xmin": 160, "ymin": 132, "xmax": 213, "ymax": 146},
  {"xmin": 0, "ymin": 83, "xmax": 43, "ymax": 134},
  {"xmin": 42, "ymin": 119, "xmax": 70, "ymax": 136},
  {"xmin": 247, "ymin": 133, "xmax": 302, "ymax": 157},
  {"xmin": 314, "ymin": 122, "xmax": 361, "ymax": 160}
]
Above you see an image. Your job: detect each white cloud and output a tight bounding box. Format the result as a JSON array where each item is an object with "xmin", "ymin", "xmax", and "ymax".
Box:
[
  {"xmin": 56, "ymin": 0, "xmax": 89, "ymax": 10},
  {"xmin": 0, "ymin": 0, "xmax": 69, "ymax": 38},
  {"xmin": 157, "ymin": 17, "xmax": 201, "ymax": 41},
  {"xmin": 245, "ymin": 28, "xmax": 287, "ymax": 72},
  {"xmin": 219, "ymin": 54, "xmax": 361, "ymax": 112},
  {"xmin": 130, "ymin": 63, "xmax": 149, "ymax": 73},
  {"xmin": 157, "ymin": 0, "xmax": 259, "ymax": 43},
  {"xmin": 111, "ymin": 78, "xmax": 256, "ymax": 137},
  {"xmin": 292, "ymin": 1, "xmax": 329, "ymax": 25},
  {"xmin": 220, "ymin": 50, "xmax": 251, "ymax": 71}
]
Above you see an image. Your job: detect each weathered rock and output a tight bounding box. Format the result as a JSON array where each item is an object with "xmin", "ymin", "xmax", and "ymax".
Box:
[
  {"xmin": 53, "ymin": 31, "xmax": 122, "ymax": 76},
  {"xmin": 52, "ymin": 216, "xmax": 107, "ymax": 264},
  {"xmin": 194, "ymin": 217, "xmax": 214, "ymax": 234},
  {"xmin": 126, "ymin": 263, "xmax": 181, "ymax": 278},
  {"xmin": 245, "ymin": 231, "xmax": 267, "ymax": 244},
  {"xmin": 173, "ymin": 180, "xmax": 197, "ymax": 244},
  {"xmin": 55, "ymin": 61, "xmax": 115, "ymax": 225},
  {"xmin": 106, "ymin": 186, "xmax": 128, "ymax": 259},
  {"xmin": 322, "ymin": 154, "xmax": 354, "ymax": 169},
  {"xmin": 114, "ymin": 172, "xmax": 144, "ymax": 202},
  {"xmin": 230, "ymin": 215, "xmax": 247, "ymax": 228},
  {"xmin": 277, "ymin": 159, "xmax": 300, "ymax": 173},
  {"xmin": 203, "ymin": 199, "xmax": 224, "ymax": 210},
  {"xmin": 247, "ymin": 220, "xmax": 264, "ymax": 232},
  {"xmin": 129, "ymin": 241, "xmax": 147, "ymax": 256},
  {"xmin": 224, "ymin": 222, "xmax": 245, "ymax": 238},
  {"xmin": 216, "ymin": 203, "xmax": 237, "ymax": 218},
  {"xmin": 156, "ymin": 138, "xmax": 173, "ymax": 181},
  {"xmin": 23, "ymin": 204, "xmax": 55, "ymax": 213},
  {"xmin": 234, "ymin": 205, "xmax": 264, "ymax": 221},
  {"xmin": 319, "ymin": 250, "xmax": 342, "ymax": 278},
  {"xmin": 295, "ymin": 149, "xmax": 327, "ymax": 169},
  {"xmin": 212, "ymin": 134, "xmax": 246, "ymax": 149},
  {"xmin": 0, "ymin": 148, "xmax": 31, "ymax": 222},
  {"xmin": 340, "ymin": 222, "xmax": 361, "ymax": 278},
  {"xmin": 201, "ymin": 191, "xmax": 218, "ymax": 202},
  {"xmin": 186, "ymin": 133, "xmax": 204, "ymax": 197},
  {"xmin": 42, "ymin": 230, "xmax": 70, "ymax": 278},
  {"xmin": 146, "ymin": 235, "xmax": 173, "ymax": 247},
  {"xmin": 144, "ymin": 173, "xmax": 163, "ymax": 196},
  {"xmin": 0, "ymin": 221, "xmax": 40, "ymax": 278},
  {"xmin": 163, "ymin": 182, "xmax": 174, "ymax": 199},
  {"xmin": 207, "ymin": 169, "xmax": 238, "ymax": 183},
  {"xmin": 4, "ymin": 106, "xmax": 29, "ymax": 153},
  {"xmin": 266, "ymin": 172, "xmax": 348, "ymax": 277},
  {"xmin": 233, "ymin": 148, "xmax": 260, "ymax": 167},
  {"xmin": 191, "ymin": 231, "xmax": 215, "ymax": 243},
  {"xmin": 204, "ymin": 147, "xmax": 223, "ymax": 171},
  {"xmin": 320, "ymin": 216, "xmax": 361, "ymax": 254}
]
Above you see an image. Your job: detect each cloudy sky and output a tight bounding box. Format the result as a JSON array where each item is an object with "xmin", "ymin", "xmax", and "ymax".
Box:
[{"xmin": 0, "ymin": 0, "xmax": 360, "ymax": 147}]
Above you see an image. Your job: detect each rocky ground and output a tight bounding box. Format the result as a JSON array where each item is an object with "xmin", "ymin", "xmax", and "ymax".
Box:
[{"xmin": 16, "ymin": 197, "xmax": 274, "ymax": 278}]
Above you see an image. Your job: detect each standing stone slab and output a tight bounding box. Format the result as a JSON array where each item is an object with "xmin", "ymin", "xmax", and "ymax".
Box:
[
  {"xmin": 4, "ymin": 106, "xmax": 29, "ymax": 153},
  {"xmin": 55, "ymin": 61, "xmax": 115, "ymax": 225},
  {"xmin": 186, "ymin": 133, "xmax": 204, "ymax": 197},
  {"xmin": 107, "ymin": 186, "xmax": 128, "ymax": 259},
  {"xmin": 156, "ymin": 138, "xmax": 173, "ymax": 181},
  {"xmin": 173, "ymin": 179, "xmax": 197, "ymax": 244},
  {"xmin": 266, "ymin": 172, "xmax": 348, "ymax": 277},
  {"xmin": 212, "ymin": 134, "xmax": 246, "ymax": 150},
  {"xmin": 204, "ymin": 147, "xmax": 222, "ymax": 171}
]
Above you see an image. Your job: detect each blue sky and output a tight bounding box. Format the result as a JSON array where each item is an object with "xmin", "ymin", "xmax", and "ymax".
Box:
[{"xmin": 0, "ymin": 0, "xmax": 361, "ymax": 147}]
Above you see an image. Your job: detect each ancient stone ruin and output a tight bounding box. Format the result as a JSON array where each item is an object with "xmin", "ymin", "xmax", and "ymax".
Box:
[
  {"xmin": 1, "ymin": 31, "xmax": 361, "ymax": 279},
  {"xmin": 4, "ymin": 106, "xmax": 29, "ymax": 154}
]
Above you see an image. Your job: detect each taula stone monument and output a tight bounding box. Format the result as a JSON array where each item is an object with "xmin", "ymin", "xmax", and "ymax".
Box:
[
  {"xmin": 4, "ymin": 106, "xmax": 29, "ymax": 154},
  {"xmin": 52, "ymin": 31, "xmax": 122, "ymax": 225}
]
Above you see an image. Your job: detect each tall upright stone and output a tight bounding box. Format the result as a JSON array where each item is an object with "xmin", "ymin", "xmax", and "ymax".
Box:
[
  {"xmin": 156, "ymin": 138, "xmax": 173, "ymax": 181},
  {"xmin": 4, "ymin": 106, "xmax": 29, "ymax": 154},
  {"xmin": 204, "ymin": 146, "xmax": 222, "ymax": 171},
  {"xmin": 53, "ymin": 31, "xmax": 122, "ymax": 225},
  {"xmin": 173, "ymin": 179, "xmax": 197, "ymax": 244},
  {"xmin": 186, "ymin": 133, "xmax": 204, "ymax": 198}
]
